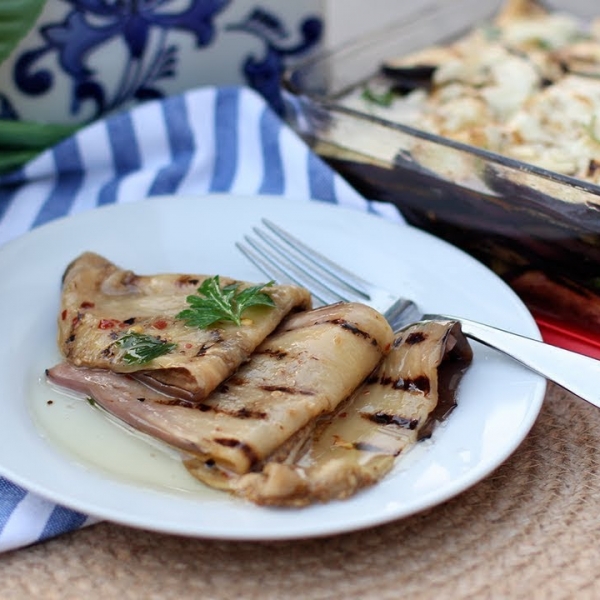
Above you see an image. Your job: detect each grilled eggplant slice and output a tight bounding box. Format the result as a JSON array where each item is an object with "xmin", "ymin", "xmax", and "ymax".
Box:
[
  {"xmin": 222, "ymin": 319, "xmax": 473, "ymax": 506},
  {"xmin": 48, "ymin": 302, "xmax": 394, "ymax": 486},
  {"xmin": 57, "ymin": 252, "xmax": 311, "ymax": 401}
]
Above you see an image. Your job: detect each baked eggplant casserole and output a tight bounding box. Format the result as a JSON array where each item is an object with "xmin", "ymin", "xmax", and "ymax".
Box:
[
  {"xmin": 342, "ymin": 0, "xmax": 600, "ymax": 185},
  {"xmin": 281, "ymin": 0, "xmax": 600, "ymax": 340}
]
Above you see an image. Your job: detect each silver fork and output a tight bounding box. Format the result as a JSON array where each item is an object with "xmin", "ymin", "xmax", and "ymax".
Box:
[{"xmin": 237, "ymin": 218, "xmax": 600, "ymax": 410}]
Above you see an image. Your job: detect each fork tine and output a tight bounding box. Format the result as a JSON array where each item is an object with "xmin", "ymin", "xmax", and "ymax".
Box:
[
  {"xmin": 261, "ymin": 219, "xmax": 373, "ymax": 299},
  {"xmin": 238, "ymin": 219, "xmax": 404, "ymax": 317},
  {"xmin": 236, "ymin": 236, "xmax": 345, "ymax": 306},
  {"xmin": 251, "ymin": 225, "xmax": 372, "ymax": 302},
  {"xmin": 239, "ymin": 217, "xmax": 385, "ymax": 306},
  {"xmin": 235, "ymin": 239, "xmax": 290, "ymax": 284}
]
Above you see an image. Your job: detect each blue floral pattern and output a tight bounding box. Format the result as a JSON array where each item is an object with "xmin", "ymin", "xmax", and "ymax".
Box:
[
  {"xmin": 2, "ymin": 1, "xmax": 322, "ymax": 121},
  {"xmin": 227, "ymin": 9, "xmax": 322, "ymax": 115},
  {"xmin": 11, "ymin": 0, "xmax": 230, "ymax": 119}
]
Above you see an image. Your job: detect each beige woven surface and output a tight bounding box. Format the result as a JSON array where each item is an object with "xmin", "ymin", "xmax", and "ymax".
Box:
[{"xmin": 2, "ymin": 382, "xmax": 600, "ymax": 600}]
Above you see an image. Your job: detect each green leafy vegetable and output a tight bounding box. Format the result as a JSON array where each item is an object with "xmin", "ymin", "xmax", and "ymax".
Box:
[
  {"xmin": 480, "ymin": 23, "xmax": 501, "ymax": 41},
  {"xmin": 0, "ymin": 0, "xmax": 46, "ymax": 66},
  {"xmin": 115, "ymin": 331, "xmax": 176, "ymax": 365},
  {"xmin": 177, "ymin": 276, "xmax": 276, "ymax": 329},
  {"xmin": 361, "ymin": 85, "xmax": 396, "ymax": 108},
  {"xmin": 0, "ymin": 120, "xmax": 79, "ymax": 173},
  {"xmin": 533, "ymin": 37, "xmax": 553, "ymax": 51},
  {"xmin": 0, "ymin": 1, "xmax": 81, "ymax": 174}
]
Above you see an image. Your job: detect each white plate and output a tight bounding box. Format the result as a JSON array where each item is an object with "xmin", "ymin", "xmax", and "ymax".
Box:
[{"xmin": 0, "ymin": 194, "xmax": 546, "ymax": 540}]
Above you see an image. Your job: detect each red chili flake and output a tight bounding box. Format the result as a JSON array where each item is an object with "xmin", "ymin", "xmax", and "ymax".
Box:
[
  {"xmin": 338, "ymin": 412, "xmax": 348, "ymax": 419},
  {"xmin": 61, "ymin": 309, "xmax": 67, "ymax": 321},
  {"xmin": 98, "ymin": 319, "xmax": 119, "ymax": 330},
  {"xmin": 185, "ymin": 343, "xmax": 193, "ymax": 349},
  {"xmin": 153, "ymin": 319, "xmax": 168, "ymax": 330},
  {"xmin": 80, "ymin": 301, "xmax": 95, "ymax": 309}
]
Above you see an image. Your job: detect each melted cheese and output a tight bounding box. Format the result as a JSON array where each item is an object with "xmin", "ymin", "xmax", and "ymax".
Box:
[{"xmin": 342, "ymin": 0, "xmax": 600, "ymax": 183}]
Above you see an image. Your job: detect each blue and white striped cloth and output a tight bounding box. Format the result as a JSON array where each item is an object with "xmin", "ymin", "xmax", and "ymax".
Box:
[{"xmin": 0, "ymin": 85, "xmax": 403, "ymax": 552}]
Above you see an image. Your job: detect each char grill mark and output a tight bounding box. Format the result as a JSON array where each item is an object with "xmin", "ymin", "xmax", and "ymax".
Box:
[
  {"xmin": 353, "ymin": 441, "xmax": 390, "ymax": 453},
  {"xmin": 235, "ymin": 406, "xmax": 267, "ymax": 419},
  {"xmin": 405, "ymin": 331, "xmax": 427, "ymax": 345},
  {"xmin": 154, "ymin": 396, "xmax": 268, "ymax": 419},
  {"xmin": 332, "ymin": 318, "xmax": 373, "ymax": 342},
  {"xmin": 218, "ymin": 375, "xmax": 246, "ymax": 391},
  {"xmin": 391, "ymin": 330, "xmax": 429, "ymax": 348},
  {"xmin": 255, "ymin": 348, "xmax": 288, "ymax": 360},
  {"xmin": 363, "ymin": 411, "xmax": 419, "ymax": 430},
  {"xmin": 175, "ymin": 275, "xmax": 200, "ymax": 287},
  {"xmin": 194, "ymin": 331, "xmax": 224, "ymax": 357},
  {"xmin": 214, "ymin": 438, "xmax": 259, "ymax": 467},
  {"xmin": 368, "ymin": 373, "xmax": 432, "ymax": 395},
  {"xmin": 57, "ymin": 252, "xmax": 312, "ymax": 401},
  {"xmin": 230, "ymin": 319, "xmax": 473, "ymax": 507},
  {"xmin": 49, "ymin": 301, "xmax": 394, "ymax": 482},
  {"xmin": 394, "ymin": 375, "xmax": 431, "ymax": 394}
]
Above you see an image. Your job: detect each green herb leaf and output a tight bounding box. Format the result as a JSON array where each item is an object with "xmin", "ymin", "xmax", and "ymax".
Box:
[
  {"xmin": 361, "ymin": 85, "xmax": 396, "ymax": 107},
  {"xmin": 0, "ymin": 119, "xmax": 79, "ymax": 149},
  {"xmin": 0, "ymin": 1, "xmax": 81, "ymax": 174},
  {"xmin": 176, "ymin": 275, "xmax": 276, "ymax": 329},
  {"xmin": 115, "ymin": 331, "xmax": 176, "ymax": 365},
  {"xmin": 0, "ymin": 0, "xmax": 46, "ymax": 66},
  {"xmin": 0, "ymin": 119, "xmax": 80, "ymax": 173},
  {"xmin": 480, "ymin": 23, "xmax": 501, "ymax": 41},
  {"xmin": 533, "ymin": 37, "xmax": 553, "ymax": 51}
]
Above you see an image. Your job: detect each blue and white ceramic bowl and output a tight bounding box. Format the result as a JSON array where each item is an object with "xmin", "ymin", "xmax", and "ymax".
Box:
[{"xmin": 0, "ymin": 1, "xmax": 324, "ymax": 125}]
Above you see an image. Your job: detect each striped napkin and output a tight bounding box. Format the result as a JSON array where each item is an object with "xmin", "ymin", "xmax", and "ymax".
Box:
[{"xmin": 0, "ymin": 85, "xmax": 404, "ymax": 553}]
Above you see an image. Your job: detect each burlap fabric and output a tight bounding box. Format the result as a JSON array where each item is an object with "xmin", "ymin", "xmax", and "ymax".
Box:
[{"xmin": 2, "ymin": 383, "xmax": 599, "ymax": 600}]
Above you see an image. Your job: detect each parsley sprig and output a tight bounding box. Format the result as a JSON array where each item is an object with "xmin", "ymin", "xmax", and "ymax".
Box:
[
  {"xmin": 176, "ymin": 275, "xmax": 276, "ymax": 329},
  {"xmin": 361, "ymin": 85, "xmax": 396, "ymax": 107},
  {"xmin": 115, "ymin": 331, "xmax": 176, "ymax": 365}
]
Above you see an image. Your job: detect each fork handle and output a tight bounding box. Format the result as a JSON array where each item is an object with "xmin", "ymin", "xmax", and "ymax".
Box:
[{"xmin": 425, "ymin": 314, "xmax": 600, "ymax": 408}]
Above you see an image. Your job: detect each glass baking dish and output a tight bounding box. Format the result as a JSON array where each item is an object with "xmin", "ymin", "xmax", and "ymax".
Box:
[{"xmin": 281, "ymin": 0, "xmax": 600, "ymax": 357}]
